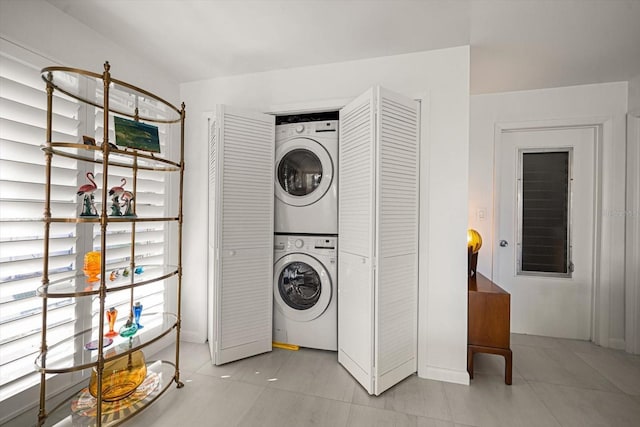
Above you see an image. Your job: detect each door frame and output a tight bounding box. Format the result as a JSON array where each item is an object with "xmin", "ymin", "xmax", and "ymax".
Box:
[{"xmin": 492, "ymin": 117, "xmax": 609, "ymax": 345}]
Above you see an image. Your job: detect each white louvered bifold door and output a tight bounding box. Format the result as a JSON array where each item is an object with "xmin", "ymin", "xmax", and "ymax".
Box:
[
  {"xmin": 338, "ymin": 89, "xmax": 376, "ymax": 392},
  {"xmin": 373, "ymin": 87, "xmax": 419, "ymax": 395},
  {"xmin": 338, "ymin": 87, "xmax": 419, "ymax": 395},
  {"xmin": 208, "ymin": 106, "xmax": 274, "ymax": 365}
]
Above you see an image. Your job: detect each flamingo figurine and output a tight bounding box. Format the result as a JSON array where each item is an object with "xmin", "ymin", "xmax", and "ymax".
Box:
[
  {"xmin": 108, "ymin": 178, "xmax": 127, "ymax": 198},
  {"xmin": 108, "ymin": 178, "xmax": 127, "ymax": 216},
  {"xmin": 120, "ymin": 190, "xmax": 136, "ymax": 217},
  {"xmin": 77, "ymin": 172, "xmax": 97, "ymax": 196},
  {"xmin": 77, "ymin": 172, "xmax": 98, "ymax": 217}
]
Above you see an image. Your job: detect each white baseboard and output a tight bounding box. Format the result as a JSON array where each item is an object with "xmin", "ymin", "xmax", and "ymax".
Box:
[
  {"xmin": 609, "ymin": 338, "xmax": 626, "ymax": 350},
  {"xmin": 418, "ymin": 365, "xmax": 470, "ymax": 385},
  {"xmin": 179, "ymin": 329, "xmax": 207, "ymax": 343}
]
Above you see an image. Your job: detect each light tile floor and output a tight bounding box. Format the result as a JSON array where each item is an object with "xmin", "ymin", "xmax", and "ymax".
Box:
[
  {"xmin": 133, "ymin": 334, "xmax": 640, "ymax": 427},
  {"xmin": 6, "ymin": 334, "xmax": 639, "ymax": 426}
]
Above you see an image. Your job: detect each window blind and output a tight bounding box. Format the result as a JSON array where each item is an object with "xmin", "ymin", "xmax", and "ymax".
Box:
[{"xmin": 0, "ymin": 53, "xmax": 80, "ymax": 400}]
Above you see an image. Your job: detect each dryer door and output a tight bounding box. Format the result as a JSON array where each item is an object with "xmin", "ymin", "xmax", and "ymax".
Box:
[
  {"xmin": 275, "ymin": 138, "xmax": 333, "ymax": 207},
  {"xmin": 274, "ymin": 253, "xmax": 332, "ymax": 321}
]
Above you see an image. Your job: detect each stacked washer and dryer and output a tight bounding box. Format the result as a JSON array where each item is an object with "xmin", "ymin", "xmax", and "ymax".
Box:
[{"xmin": 273, "ymin": 120, "xmax": 338, "ymax": 351}]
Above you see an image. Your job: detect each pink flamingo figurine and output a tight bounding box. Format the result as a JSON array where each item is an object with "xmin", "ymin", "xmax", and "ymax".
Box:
[
  {"xmin": 120, "ymin": 190, "xmax": 136, "ymax": 217},
  {"xmin": 108, "ymin": 178, "xmax": 127, "ymax": 216},
  {"xmin": 108, "ymin": 178, "xmax": 127, "ymax": 198},
  {"xmin": 77, "ymin": 172, "xmax": 97, "ymax": 196},
  {"xmin": 77, "ymin": 172, "xmax": 98, "ymax": 217}
]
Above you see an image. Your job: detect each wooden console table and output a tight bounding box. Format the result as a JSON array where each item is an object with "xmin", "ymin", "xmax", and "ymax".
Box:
[{"xmin": 468, "ymin": 273, "xmax": 512, "ymax": 385}]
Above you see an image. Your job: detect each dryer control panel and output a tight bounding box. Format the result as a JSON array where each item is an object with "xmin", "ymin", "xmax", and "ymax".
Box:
[{"xmin": 275, "ymin": 120, "xmax": 338, "ymax": 139}]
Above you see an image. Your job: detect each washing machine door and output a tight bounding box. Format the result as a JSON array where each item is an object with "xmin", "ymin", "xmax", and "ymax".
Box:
[
  {"xmin": 274, "ymin": 253, "xmax": 332, "ymax": 322},
  {"xmin": 275, "ymin": 138, "xmax": 333, "ymax": 207}
]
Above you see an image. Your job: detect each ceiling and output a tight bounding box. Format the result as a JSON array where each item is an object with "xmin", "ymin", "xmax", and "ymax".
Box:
[{"xmin": 46, "ymin": 0, "xmax": 640, "ymax": 94}]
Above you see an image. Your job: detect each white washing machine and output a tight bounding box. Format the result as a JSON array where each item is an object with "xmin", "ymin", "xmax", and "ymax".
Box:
[
  {"xmin": 273, "ymin": 234, "xmax": 337, "ymax": 351},
  {"xmin": 274, "ymin": 120, "xmax": 338, "ymax": 234}
]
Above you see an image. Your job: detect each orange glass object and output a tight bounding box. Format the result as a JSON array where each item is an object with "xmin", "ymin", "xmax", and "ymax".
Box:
[
  {"xmin": 83, "ymin": 251, "xmax": 101, "ymax": 283},
  {"xmin": 105, "ymin": 307, "xmax": 119, "ymax": 338},
  {"xmin": 467, "ymin": 229, "xmax": 483, "ymax": 254},
  {"xmin": 89, "ymin": 350, "xmax": 147, "ymax": 401}
]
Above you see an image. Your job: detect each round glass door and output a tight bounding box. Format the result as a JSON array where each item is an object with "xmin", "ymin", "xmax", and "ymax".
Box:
[
  {"xmin": 278, "ymin": 261, "xmax": 321, "ymax": 310},
  {"xmin": 278, "ymin": 150, "xmax": 323, "ymax": 197},
  {"xmin": 275, "ymin": 138, "xmax": 333, "ymax": 207},
  {"xmin": 273, "ymin": 253, "xmax": 332, "ymax": 321}
]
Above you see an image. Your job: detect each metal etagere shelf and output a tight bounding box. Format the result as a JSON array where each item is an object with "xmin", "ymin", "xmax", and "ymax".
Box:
[{"xmin": 37, "ymin": 62, "xmax": 185, "ymax": 426}]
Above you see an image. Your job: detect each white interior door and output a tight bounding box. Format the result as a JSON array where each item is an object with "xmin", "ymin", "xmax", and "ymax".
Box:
[
  {"xmin": 208, "ymin": 106, "xmax": 275, "ymax": 364},
  {"xmin": 338, "ymin": 87, "xmax": 418, "ymax": 395},
  {"xmin": 494, "ymin": 127, "xmax": 596, "ymax": 339}
]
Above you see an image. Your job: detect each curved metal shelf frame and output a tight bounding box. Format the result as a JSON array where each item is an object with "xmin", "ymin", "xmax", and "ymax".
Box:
[
  {"xmin": 41, "ymin": 66, "xmax": 182, "ymax": 123},
  {"xmin": 43, "ymin": 143, "xmax": 181, "ymax": 171},
  {"xmin": 37, "ymin": 265, "xmax": 179, "ymax": 298},
  {"xmin": 41, "ymin": 360, "xmax": 177, "ymax": 427},
  {"xmin": 38, "ymin": 61, "xmax": 185, "ymax": 427},
  {"xmin": 35, "ymin": 312, "xmax": 177, "ymax": 373}
]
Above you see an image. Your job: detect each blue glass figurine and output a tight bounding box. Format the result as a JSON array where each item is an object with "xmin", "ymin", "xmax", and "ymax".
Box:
[
  {"xmin": 133, "ymin": 302, "xmax": 143, "ymax": 329},
  {"xmin": 134, "ymin": 266, "xmax": 144, "ymax": 275}
]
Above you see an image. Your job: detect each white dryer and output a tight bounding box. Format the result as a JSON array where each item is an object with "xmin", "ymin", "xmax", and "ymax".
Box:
[
  {"xmin": 274, "ymin": 121, "xmax": 338, "ymax": 234},
  {"xmin": 273, "ymin": 234, "xmax": 337, "ymax": 351}
]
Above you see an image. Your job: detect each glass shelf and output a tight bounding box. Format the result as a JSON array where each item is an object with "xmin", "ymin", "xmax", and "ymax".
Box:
[
  {"xmin": 46, "ymin": 217, "xmax": 179, "ymax": 224},
  {"xmin": 37, "ymin": 265, "xmax": 179, "ymax": 298},
  {"xmin": 42, "ymin": 144, "xmax": 181, "ymax": 171},
  {"xmin": 35, "ymin": 312, "xmax": 177, "ymax": 373},
  {"xmin": 43, "ymin": 360, "xmax": 176, "ymax": 427},
  {"xmin": 41, "ymin": 66, "xmax": 182, "ymax": 124}
]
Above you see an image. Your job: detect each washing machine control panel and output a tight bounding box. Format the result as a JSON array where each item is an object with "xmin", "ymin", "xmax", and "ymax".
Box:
[
  {"xmin": 276, "ymin": 121, "xmax": 338, "ymax": 139},
  {"xmin": 274, "ymin": 235, "xmax": 337, "ymax": 253}
]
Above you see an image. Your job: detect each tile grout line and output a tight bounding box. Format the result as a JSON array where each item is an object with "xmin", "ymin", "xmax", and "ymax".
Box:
[
  {"xmin": 521, "ymin": 375, "xmax": 565, "ymax": 427},
  {"xmin": 572, "ymin": 351, "xmax": 635, "ymax": 396},
  {"xmin": 440, "ymin": 377, "xmax": 460, "ymax": 426}
]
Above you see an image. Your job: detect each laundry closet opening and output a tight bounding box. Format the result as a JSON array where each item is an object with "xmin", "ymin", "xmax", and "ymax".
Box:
[
  {"xmin": 208, "ymin": 86, "xmax": 420, "ymax": 396},
  {"xmin": 272, "ymin": 110, "xmax": 340, "ymax": 353}
]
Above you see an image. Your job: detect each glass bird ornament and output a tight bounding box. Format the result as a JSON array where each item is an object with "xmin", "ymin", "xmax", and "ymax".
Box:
[{"xmin": 77, "ymin": 172, "xmax": 98, "ymax": 217}]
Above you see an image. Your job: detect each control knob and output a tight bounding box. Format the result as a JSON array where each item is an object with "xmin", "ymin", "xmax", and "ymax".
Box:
[{"xmin": 295, "ymin": 124, "xmax": 305, "ymax": 133}]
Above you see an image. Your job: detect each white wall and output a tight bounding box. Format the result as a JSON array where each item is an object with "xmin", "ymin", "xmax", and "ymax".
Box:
[
  {"xmin": 0, "ymin": 0, "xmax": 178, "ymax": 101},
  {"xmin": 626, "ymin": 74, "xmax": 640, "ymax": 354},
  {"xmin": 180, "ymin": 46, "xmax": 471, "ymax": 383},
  {"xmin": 469, "ymin": 82, "xmax": 628, "ymax": 348}
]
